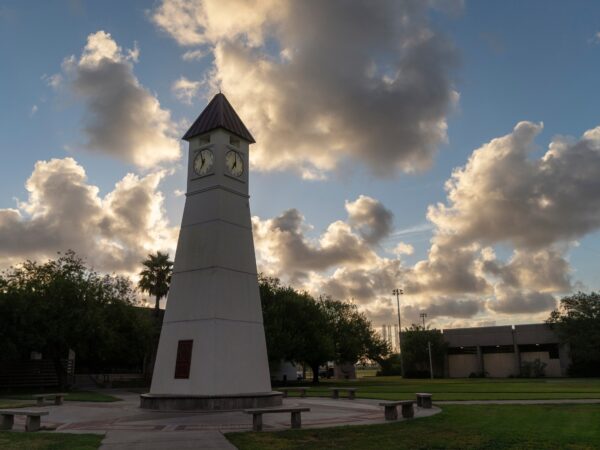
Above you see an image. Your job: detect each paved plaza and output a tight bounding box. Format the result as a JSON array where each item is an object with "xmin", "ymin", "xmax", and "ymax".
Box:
[{"xmin": 4, "ymin": 390, "xmax": 440, "ymax": 449}]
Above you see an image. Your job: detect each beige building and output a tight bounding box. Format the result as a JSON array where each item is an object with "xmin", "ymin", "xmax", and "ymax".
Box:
[{"xmin": 443, "ymin": 323, "xmax": 570, "ymax": 378}]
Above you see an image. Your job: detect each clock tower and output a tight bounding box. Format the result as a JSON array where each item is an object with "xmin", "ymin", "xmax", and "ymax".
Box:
[{"xmin": 141, "ymin": 93, "xmax": 282, "ymax": 410}]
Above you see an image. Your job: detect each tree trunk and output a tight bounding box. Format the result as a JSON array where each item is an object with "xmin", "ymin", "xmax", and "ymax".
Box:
[
  {"xmin": 53, "ymin": 356, "xmax": 67, "ymax": 390},
  {"xmin": 311, "ymin": 363, "xmax": 320, "ymax": 384},
  {"xmin": 154, "ymin": 295, "xmax": 160, "ymax": 317}
]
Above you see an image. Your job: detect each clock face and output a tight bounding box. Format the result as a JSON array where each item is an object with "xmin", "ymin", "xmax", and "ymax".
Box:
[
  {"xmin": 225, "ymin": 150, "xmax": 244, "ymax": 177},
  {"xmin": 193, "ymin": 149, "xmax": 214, "ymax": 176}
]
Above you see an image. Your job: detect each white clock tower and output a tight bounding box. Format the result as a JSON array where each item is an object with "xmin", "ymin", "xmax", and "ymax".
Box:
[{"xmin": 141, "ymin": 93, "xmax": 282, "ymax": 410}]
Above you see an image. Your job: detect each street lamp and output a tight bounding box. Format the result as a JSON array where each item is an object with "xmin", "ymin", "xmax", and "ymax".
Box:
[
  {"xmin": 392, "ymin": 288, "xmax": 405, "ymax": 378},
  {"xmin": 419, "ymin": 311, "xmax": 433, "ymax": 379}
]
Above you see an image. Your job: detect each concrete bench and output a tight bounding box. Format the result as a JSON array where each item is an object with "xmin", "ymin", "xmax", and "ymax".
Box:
[
  {"xmin": 279, "ymin": 387, "xmax": 310, "ymax": 398},
  {"xmin": 0, "ymin": 409, "xmax": 49, "ymax": 432},
  {"xmin": 244, "ymin": 407, "xmax": 310, "ymax": 432},
  {"xmin": 32, "ymin": 393, "xmax": 67, "ymax": 406},
  {"xmin": 329, "ymin": 387, "xmax": 357, "ymax": 399},
  {"xmin": 378, "ymin": 401, "xmax": 415, "ymax": 420},
  {"xmin": 416, "ymin": 392, "xmax": 432, "ymax": 408}
]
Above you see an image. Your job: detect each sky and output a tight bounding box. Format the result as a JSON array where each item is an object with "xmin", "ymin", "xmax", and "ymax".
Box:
[{"xmin": 1, "ymin": 0, "xmax": 600, "ymax": 330}]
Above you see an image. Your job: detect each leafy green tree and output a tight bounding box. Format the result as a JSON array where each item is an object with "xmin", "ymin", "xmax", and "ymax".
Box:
[
  {"xmin": 547, "ymin": 291, "xmax": 600, "ymax": 376},
  {"xmin": 259, "ymin": 276, "xmax": 334, "ymax": 383},
  {"xmin": 399, "ymin": 324, "xmax": 447, "ymax": 378},
  {"xmin": 320, "ymin": 297, "xmax": 389, "ymax": 365},
  {"xmin": 259, "ymin": 276, "xmax": 388, "ymax": 383},
  {"xmin": 0, "ymin": 251, "xmax": 154, "ymax": 388},
  {"xmin": 138, "ymin": 251, "xmax": 173, "ymax": 316}
]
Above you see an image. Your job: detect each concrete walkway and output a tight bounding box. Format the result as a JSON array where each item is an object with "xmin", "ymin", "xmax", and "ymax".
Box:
[
  {"xmin": 3, "ymin": 390, "xmax": 440, "ymax": 449},
  {"xmin": 100, "ymin": 430, "xmax": 236, "ymax": 449}
]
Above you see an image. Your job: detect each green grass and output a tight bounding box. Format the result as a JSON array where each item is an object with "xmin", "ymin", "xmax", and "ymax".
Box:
[
  {"xmin": 283, "ymin": 376, "xmax": 600, "ymax": 401},
  {"xmin": 0, "ymin": 431, "xmax": 102, "ymax": 450},
  {"xmin": 227, "ymin": 404, "xmax": 600, "ymax": 449},
  {"xmin": 0, "ymin": 400, "xmax": 34, "ymax": 409},
  {"xmin": 0, "ymin": 390, "xmax": 120, "ymax": 403}
]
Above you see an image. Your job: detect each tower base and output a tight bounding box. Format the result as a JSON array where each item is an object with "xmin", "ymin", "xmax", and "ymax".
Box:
[{"xmin": 139, "ymin": 391, "xmax": 283, "ymax": 411}]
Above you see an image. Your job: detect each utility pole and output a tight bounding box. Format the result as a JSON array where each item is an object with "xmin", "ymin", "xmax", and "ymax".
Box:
[
  {"xmin": 392, "ymin": 288, "xmax": 405, "ymax": 378},
  {"xmin": 421, "ymin": 311, "xmax": 432, "ymax": 378},
  {"xmin": 428, "ymin": 341, "xmax": 434, "ymax": 379}
]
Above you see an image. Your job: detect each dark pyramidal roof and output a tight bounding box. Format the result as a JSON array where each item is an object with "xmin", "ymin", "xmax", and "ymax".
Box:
[{"xmin": 182, "ymin": 93, "xmax": 255, "ymax": 143}]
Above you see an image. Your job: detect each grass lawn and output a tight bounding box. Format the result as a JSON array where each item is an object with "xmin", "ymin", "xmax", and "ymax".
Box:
[
  {"xmin": 283, "ymin": 377, "xmax": 600, "ymax": 401},
  {"xmin": 0, "ymin": 390, "xmax": 120, "ymax": 403},
  {"xmin": 227, "ymin": 404, "xmax": 600, "ymax": 450},
  {"xmin": 0, "ymin": 400, "xmax": 35, "ymax": 409},
  {"xmin": 0, "ymin": 432, "xmax": 102, "ymax": 450}
]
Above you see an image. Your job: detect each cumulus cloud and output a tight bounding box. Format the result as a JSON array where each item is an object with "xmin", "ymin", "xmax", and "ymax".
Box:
[
  {"xmin": 251, "ymin": 121, "xmax": 600, "ymax": 325},
  {"xmin": 403, "ymin": 121, "xmax": 600, "ymax": 315},
  {"xmin": 182, "ymin": 49, "xmax": 209, "ymax": 61},
  {"xmin": 489, "ymin": 287, "xmax": 557, "ymax": 315},
  {"xmin": 393, "ymin": 242, "xmax": 414, "ymax": 256},
  {"xmin": 60, "ymin": 31, "xmax": 180, "ymax": 168},
  {"xmin": 428, "ymin": 121, "xmax": 600, "ymax": 250},
  {"xmin": 0, "ymin": 158, "xmax": 177, "ymax": 273},
  {"xmin": 346, "ymin": 195, "xmax": 394, "ymax": 245},
  {"xmin": 172, "ymin": 76, "xmax": 202, "ymax": 104},
  {"xmin": 253, "ymin": 208, "xmax": 379, "ymax": 282},
  {"xmin": 151, "ymin": 0, "xmax": 459, "ymax": 178}
]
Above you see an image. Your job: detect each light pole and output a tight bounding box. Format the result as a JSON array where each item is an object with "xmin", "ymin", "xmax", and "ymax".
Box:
[
  {"xmin": 419, "ymin": 311, "xmax": 434, "ymax": 379},
  {"xmin": 392, "ymin": 288, "xmax": 405, "ymax": 378}
]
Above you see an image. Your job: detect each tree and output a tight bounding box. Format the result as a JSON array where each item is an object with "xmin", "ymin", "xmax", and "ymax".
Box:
[
  {"xmin": 0, "ymin": 251, "xmax": 155, "ymax": 389},
  {"xmin": 397, "ymin": 324, "xmax": 446, "ymax": 378},
  {"xmin": 259, "ymin": 276, "xmax": 388, "ymax": 383},
  {"xmin": 320, "ymin": 298, "xmax": 389, "ymax": 365},
  {"xmin": 547, "ymin": 291, "xmax": 600, "ymax": 376},
  {"xmin": 138, "ymin": 251, "xmax": 173, "ymax": 316},
  {"xmin": 259, "ymin": 276, "xmax": 334, "ymax": 383}
]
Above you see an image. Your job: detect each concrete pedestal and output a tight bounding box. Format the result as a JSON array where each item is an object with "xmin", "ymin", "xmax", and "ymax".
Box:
[{"xmin": 140, "ymin": 391, "xmax": 282, "ymax": 411}]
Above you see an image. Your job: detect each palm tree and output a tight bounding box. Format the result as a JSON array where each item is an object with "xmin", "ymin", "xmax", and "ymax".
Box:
[{"xmin": 138, "ymin": 251, "xmax": 173, "ymax": 316}]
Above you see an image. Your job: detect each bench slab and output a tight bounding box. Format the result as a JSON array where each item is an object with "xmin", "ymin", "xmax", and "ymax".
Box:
[
  {"xmin": 33, "ymin": 393, "xmax": 67, "ymax": 405},
  {"xmin": 244, "ymin": 407, "xmax": 310, "ymax": 432},
  {"xmin": 416, "ymin": 393, "xmax": 433, "ymax": 408},
  {"xmin": 0, "ymin": 410, "xmax": 49, "ymax": 416},
  {"xmin": 329, "ymin": 388, "xmax": 357, "ymax": 399},
  {"xmin": 279, "ymin": 387, "xmax": 310, "ymax": 398},
  {"xmin": 31, "ymin": 393, "xmax": 67, "ymax": 398},
  {"xmin": 244, "ymin": 407, "xmax": 310, "ymax": 414},
  {"xmin": 0, "ymin": 410, "xmax": 49, "ymax": 432}
]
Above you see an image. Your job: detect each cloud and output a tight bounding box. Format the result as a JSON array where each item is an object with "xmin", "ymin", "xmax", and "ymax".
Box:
[
  {"xmin": 482, "ymin": 247, "xmax": 571, "ymax": 293},
  {"xmin": 253, "ymin": 208, "xmax": 380, "ymax": 282},
  {"xmin": 250, "ymin": 121, "xmax": 600, "ymax": 326},
  {"xmin": 489, "ymin": 288, "xmax": 557, "ymax": 315},
  {"xmin": 151, "ymin": 0, "xmax": 459, "ymax": 179},
  {"xmin": 0, "ymin": 158, "xmax": 177, "ymax": 273},
  {"xmin": 401, "ymin": 121, "xmax": 600, "ymax": 318},
  {"xmin": 403, "ymin": 298, "xmax": 484, "ymax": 321},
  {"xmin": 60, "ymin": 31, "xmax": 180, "ymax": 168},
  {"xmin": 172, "ymin": 76, "xmax": 202, "ymax": 104},
  {"xmin": 393, "ymin": 242, "xmax": 414, "ymax": 256},
  {"xmin": 42, "ymin": 73, "xmax": 63, "ymax": 90},
  {"xmin": 346, "ymin": 195, "xmax": 393, "ymax": 245},
  {"xmin": 30, "ymin": 105, "xmax": 38, "ymax": 117},
  {"xmin": 182, "ymin": 48, "xmax": 209, "ymax": 61},
  {"xmin": 428, "ymin": 121, "xmax": 600, "ymax": 250}
]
